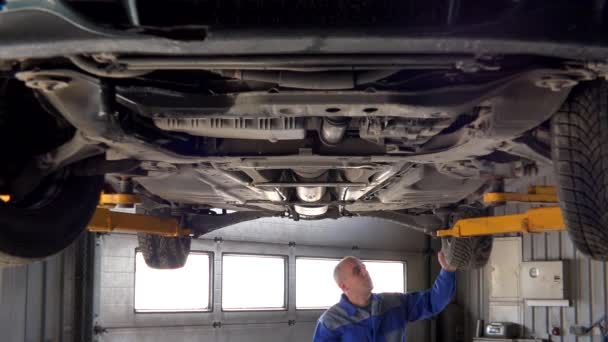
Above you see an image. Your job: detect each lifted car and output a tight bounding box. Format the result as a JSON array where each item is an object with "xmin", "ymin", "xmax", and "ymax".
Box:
[{"xmin": 1, "ymin": 0, "xmax": 608, "ymax": 269}]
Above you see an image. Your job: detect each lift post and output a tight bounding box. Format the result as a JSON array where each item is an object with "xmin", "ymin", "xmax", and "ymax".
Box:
[{"xmin": 436, "ymin": 186, "xmax": 566, "ymax": 238}]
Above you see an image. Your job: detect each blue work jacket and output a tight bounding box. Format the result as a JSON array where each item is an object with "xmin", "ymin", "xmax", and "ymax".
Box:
[{"xmin": 312, "ymin": 269, "xmax": 456, "ymax": 342}]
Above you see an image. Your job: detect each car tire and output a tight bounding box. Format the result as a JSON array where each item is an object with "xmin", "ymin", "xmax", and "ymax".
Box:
[
  {"xmin": 441, "ymin": 236, "xmax": 493, "ymax": 270},
  {"xmin": 137, "ymin": 233, "xmax": 191, "ymax": 269},
  {"xmin": 0, "ymin": 169, "xmax": 104, "ymax": 267},
  {"xmin": 552, "ymin": 80, "xmax": 608, "ymax": 260}
]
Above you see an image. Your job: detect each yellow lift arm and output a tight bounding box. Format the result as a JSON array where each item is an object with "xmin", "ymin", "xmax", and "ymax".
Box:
[
  {"xmin": 88, "ymin": 207, "xmax": 191, "ymax": 237},
  {"xmin": 436, "ymin": 206, "xmax": 565, "ymax": 237},
  {"xmin": 98, "ymin": 193, "xmax": 141, "ymax": 206},
  {"xmin": 483, "ymin": 185, "xmax": 558, "ymax": 204},
  {"xmin": 89, "ymin": 193, "xmax": 192, "ymax": 237},
  {"xmin": 437, "ymin": 186, "xmax": 565, "ymax": 238}
]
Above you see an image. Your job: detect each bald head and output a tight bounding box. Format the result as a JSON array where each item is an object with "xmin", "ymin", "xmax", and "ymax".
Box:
[
  {"xmin": 332, "ymin": 256, "xmax": 374, "ymax": 302},
  {"xmin": 333, "ymin": 256, "xmax": 360, "ymax": 285}
]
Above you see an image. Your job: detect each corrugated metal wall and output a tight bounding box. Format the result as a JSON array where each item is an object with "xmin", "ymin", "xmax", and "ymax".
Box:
[
  {"xmin": 457, "ymin": 175, "xmax": 608, "ymax": 342},
  {"xmin": 0, "ymin": 233, "xmax": 91, "ymax": 342},
  {"xmin": 94, "ymin": 217, "xmax": 433, "ymax": 342},
  {"xmin": 456, "ymin": 258, "xmax": 487, "ymax": 341}
]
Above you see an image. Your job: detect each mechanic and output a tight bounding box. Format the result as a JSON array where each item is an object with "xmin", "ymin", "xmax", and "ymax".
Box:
[{"xmin": 312, "ymin": 252, "xmax": 456, "ymax": 342}]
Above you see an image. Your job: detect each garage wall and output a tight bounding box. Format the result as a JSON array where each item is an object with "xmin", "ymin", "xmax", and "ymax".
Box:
[
  {"xmin": 457, "ymin": 174, "xmax": 608, "ymax": 342},
  {"xmin": 94, "ymin": 217, "xmax": 433, "ymax": 342},
  {"xmin": 0, "ymin": 233, "xmax": 94, "ymax": 342}
]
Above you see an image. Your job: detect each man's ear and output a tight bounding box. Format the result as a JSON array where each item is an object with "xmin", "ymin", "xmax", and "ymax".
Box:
[{"xmin": 338, "ymin": 282, "xmax": 348, "ymax": 292}]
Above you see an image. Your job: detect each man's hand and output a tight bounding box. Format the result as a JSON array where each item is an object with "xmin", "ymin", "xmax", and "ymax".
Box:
[{"xmin": 438, "ymin": 251, "xmax": 457, "ymax": 272}]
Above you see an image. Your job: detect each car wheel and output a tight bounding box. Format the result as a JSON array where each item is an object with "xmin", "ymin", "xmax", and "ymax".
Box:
[
  {"xmin": 0, "ymin": 168, "xmax": 104, "ymax": 267},
  {"xmin": 441, "ymin": 236, "xmax": 493, "ymax": 270},
  {"xmin": 552, "ymin": 80, "xmax": 608, "ymax": 260},
  {"xmin": 137, "ymin": 233, "xmax": 191, "ymax": 269}
]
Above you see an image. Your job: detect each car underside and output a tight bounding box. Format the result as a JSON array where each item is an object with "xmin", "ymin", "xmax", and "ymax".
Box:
[{"xmin": 2, "ymin": 0, "xmax": 608, "ymax": 268}]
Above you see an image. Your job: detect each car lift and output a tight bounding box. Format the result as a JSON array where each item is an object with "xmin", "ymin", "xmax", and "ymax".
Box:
[
  {"xmin": 436, "ymin": 186, "xmax": 565, "ymax": 238},
  {"xmin": 0, "ymin": 186, "xmax": 568, "ymax": 238},
  {"xmin": 90, "ymin": 193, "xmax": 191, "ymax": 237}
]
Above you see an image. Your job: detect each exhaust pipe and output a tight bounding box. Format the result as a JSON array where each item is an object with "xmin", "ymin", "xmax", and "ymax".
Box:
[{"xmin": 320, "ymin": 117, "xmax": 350, "ymax": 146}]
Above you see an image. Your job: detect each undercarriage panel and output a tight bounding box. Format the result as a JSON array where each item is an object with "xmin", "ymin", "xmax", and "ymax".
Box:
[{"xmin": 3, "ymin": 0, "xmax": 603, "ymax": 220}]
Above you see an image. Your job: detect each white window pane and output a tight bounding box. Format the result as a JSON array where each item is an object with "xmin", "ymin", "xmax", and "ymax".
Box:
[
  {"xmin": 222, "ymin": 255, "xmax": 285, "ymax": 310},
  {"xmin": 134, "ymin": 252, "xmax": 210, "ymax": 312},
  {"xmin": 296, "ymin": 258, "xmax": 342, "ymax": 309},
  {"xmin": 364, "ymin": 261, "xmax": 406, "ymax": 293}
]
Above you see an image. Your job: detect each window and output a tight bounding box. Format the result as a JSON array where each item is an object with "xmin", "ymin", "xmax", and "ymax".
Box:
[
  {"xmin": 296, "ymin": 258, "xmax": 342, "ymax": 309},
  {"xmin": 134, "ymin": 252, "xmax": 211, "ymax": 312},
  {"xmin": 296, "ymin": 258, "xmax": 407, "ymax": 309},
  {"xmin": 364, "ymin": 260, "xmax": 406, "ymax": 293},
  {"xmin": 222, "ymin": 254, "xmax": 286, "ymax": 310}
]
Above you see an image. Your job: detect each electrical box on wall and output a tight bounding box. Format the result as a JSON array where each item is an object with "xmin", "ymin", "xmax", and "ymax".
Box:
[
  {"xmin": 520, "ymin": 261, "xmax": 568, "ymax": 307},
  {"xmin": 488, "ymin": 237, "xmax": 523, "ymax": 326}
]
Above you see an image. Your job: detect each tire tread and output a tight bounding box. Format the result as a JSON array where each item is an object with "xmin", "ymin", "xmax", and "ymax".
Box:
[
  {"xmin": 552, "ymin": 80, "xmax": 608, "ymax": 260},
  {"xmin": 137, "ymin": 233, "xmax": 191, "ymax": 269}
]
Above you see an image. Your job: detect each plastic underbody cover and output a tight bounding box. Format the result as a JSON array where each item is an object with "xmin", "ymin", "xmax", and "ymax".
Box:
[{"xmin": 154, "ymin": 117, "xmax": 306, "ymax": 141}]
